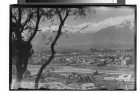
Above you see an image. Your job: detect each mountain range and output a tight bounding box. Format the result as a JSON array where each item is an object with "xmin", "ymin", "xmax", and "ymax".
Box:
[
  {"xmin": 32, "ymin": 25, "xmax": 135, "ymax": 49},
  {"xmin": 32, "ymin": 21, "xmax": 135, "ymax": 51}
]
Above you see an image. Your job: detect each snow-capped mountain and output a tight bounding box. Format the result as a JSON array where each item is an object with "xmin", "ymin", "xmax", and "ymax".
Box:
[
  {"xmin": 41, "ymin": 15, "xmax": 134, "ymax": 33},
  {"xmin": 32, "ymin": 15, "xmax": 135, "ymax": 50}
]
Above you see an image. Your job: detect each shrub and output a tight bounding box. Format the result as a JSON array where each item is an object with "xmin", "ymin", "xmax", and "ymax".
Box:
[
  {"xmin": 43, "ymin": 67, "xmax": 55, "ymax": 77},
  {"xmin": 66, "ymin": 73, "xmax": 95, "ymax": 84}
]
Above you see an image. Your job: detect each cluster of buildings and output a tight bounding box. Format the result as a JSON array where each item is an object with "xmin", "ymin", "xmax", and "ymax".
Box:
[
  {"xmin": 29, "ymin": 52, "xmax": 49, "ymax": 64},
  {"xmin": 29, "ymin": 49, "xmax": 134, "ymax": 66},
  {"xmin": 103, "ymin": 74, "xmax": 133, "ymax": 82},
  {"xmin": 54, "ymin": 53, "xmax": 134, "ymax": 66}
]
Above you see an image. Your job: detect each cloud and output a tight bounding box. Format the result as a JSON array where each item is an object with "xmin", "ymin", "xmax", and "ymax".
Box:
[
  {"xmin": 87, "ymin": 15, "xmax": 134, "ymax": 32},
  {"xmin": 41, "ymin": 15, "xmax": 134, "ymax": 33}
]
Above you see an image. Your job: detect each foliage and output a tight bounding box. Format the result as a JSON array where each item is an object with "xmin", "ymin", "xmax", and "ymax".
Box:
[{"xmin": 65, "ymin": 72, "xmax": 96, "ymax": 84}]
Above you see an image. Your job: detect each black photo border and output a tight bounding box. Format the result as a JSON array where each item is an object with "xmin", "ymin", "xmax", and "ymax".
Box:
[
  {"xmin": 9, "ymin": 4, "xmax": 137, "ymax": 91},
  {"xmin": 18, "ymin": 0, "xmax": 125, "ymax": 5}
]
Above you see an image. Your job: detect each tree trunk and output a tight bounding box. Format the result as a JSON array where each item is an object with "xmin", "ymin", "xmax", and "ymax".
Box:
[
  {"xmin": 11, "ymin": 57, "xmax": 28, "ymax": 89},
  {"xmin": 11, "ymin": 71, "xmax": 24, "ymax": 89},
  {"xmin": 34, "ymin": 54, "xmax": 55, "ymax": 89},
  {"xmin": 11, "ymin": 8, "xmax": 40, "ymax": 89},
  {"xmin": 34, "ymin": 22, "xmax": 63, "ymax": 89},
  {"xmin": 11, "ymin": 41, "xmax": 32, "ymax": 89}
]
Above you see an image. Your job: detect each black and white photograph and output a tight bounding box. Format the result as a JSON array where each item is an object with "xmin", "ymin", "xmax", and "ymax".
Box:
[{"xmin": 10, "ymin": 5, "xmax": 136, "ymax": 90}]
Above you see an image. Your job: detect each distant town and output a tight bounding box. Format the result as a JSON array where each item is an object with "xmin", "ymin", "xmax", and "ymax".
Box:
[{"xmin": 29, "ymin": 48, "xmax": 135, "ymax": 67}]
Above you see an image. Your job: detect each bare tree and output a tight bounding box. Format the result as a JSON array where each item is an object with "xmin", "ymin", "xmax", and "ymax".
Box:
[
  {"xmin": 11, "ymin": 8, "xmax": 42, "ymax": 89},
  {"xmin": 34, "ymin": 7, "xmax": 92, "ymax": 89}
]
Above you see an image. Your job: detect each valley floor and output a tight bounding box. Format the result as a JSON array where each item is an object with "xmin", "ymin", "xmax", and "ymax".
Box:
[{"xmin": 11, "ymin": 65, "xmax": 135, "ymax": 90}]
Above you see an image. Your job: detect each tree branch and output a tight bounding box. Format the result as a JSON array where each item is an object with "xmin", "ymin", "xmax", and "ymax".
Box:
[
  {"xmin": 22, "ymin": 31, "xmax": 30, "ymax": 38},
  {"xmin": 12, "ymin": 14, "xmax": 18, "ymax": 23},
  {"xmin": 24, "ymin": 26, "xmax": 35, "ymax": 31},
  {"xmin": 22, "ymin": 12, "xmax": 34, "ymax": 28},
  {"xmin": 63, "ymin": 8, "xmax": 70, "ymax": 22},
  {"xmin": 18, "ymin": 8, "xmax": 22, "ymax": 25},
  {"xmin": 15, "ymin": 8, "xmax": 22, "ymax": 41},
  {"xmin": 56, "ymin": 8, "xmax": 63, "ymax": 22},
  {"xmin": 28, "ymin": 9, "xmax": 41, "ymax": 43}
]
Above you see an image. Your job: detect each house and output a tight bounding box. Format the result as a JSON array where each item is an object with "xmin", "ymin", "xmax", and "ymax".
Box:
[
  {"xmin": 103, "ymin": 76, "xmax": 116, "ymax": 80},
  {"xmin": 103, "ymin": 74, "xmax": 132, "ymax": 82},
  {"xmin": 116, "ymin": 74, "xmax": 132, "ymax": 81},
  {"xmin": 81, "ymin": 83, "xmax": 96, "ymax": 90}
]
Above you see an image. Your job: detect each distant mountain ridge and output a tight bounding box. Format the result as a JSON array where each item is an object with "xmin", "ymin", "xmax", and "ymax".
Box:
[
  {"xmin": 32, "ymin": 20, "xmax": 135, "ymax": 51},
  {"xmin": 41, "ymin": 15, "xmax": 134, "ymax": 33}
]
